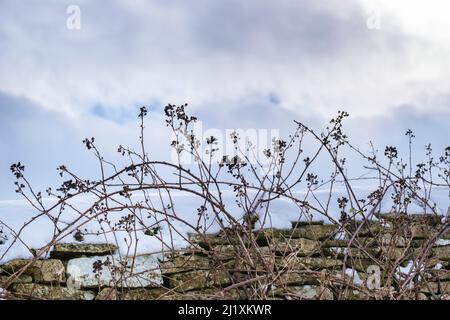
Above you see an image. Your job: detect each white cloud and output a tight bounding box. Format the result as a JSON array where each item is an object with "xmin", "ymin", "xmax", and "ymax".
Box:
[
  {"xmin": 0, "ymin": 0, "xmax": 449, "ymax": 120},
  {"xmin": 0, "ymin": 0, "xmax": 449, "ymax": 200}
]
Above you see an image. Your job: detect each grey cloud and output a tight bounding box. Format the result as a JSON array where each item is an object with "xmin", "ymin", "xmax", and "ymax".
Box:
[
  {"xmin": 0, "ymin": 92, "xmax": 171, "ymax": 200},
  {"xmin": 0, "ymin": 0, "xmax": 422, "ymax": 117},
  {"xmin": 189, "ymin": 0, "xmax": 398, "ymax": 59},
  {"xmin": 346, "ymin": 104, "xmax": 450, "ymax": 152},
  {"xmin": 0, "ymin": 91, "xmax": 77, "ymax": 199}
]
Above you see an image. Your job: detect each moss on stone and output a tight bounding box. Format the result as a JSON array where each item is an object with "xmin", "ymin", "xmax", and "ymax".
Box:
[
  {"xmin": 10, "ymin": 283, "xmax": 95, "ymax": 300},
  {"xmin": 50, "ymin": 243, "xmax": 118, "ymax": 260},
  {"xmin": 1, "ymin": 259, "xmax": 65, "ymax": 283}
]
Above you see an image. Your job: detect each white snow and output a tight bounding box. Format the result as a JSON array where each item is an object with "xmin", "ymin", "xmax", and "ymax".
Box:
[
  {"xmin": 0, "ymin": 186, "xmax": 448, "ymax": 264},
  {"xmin": 436, "ymin": 239, "xmax": 450, "ymax": 246},
  {"xmin": 433, "ymin": 263, "xmax": 443, "ymax": 270}
]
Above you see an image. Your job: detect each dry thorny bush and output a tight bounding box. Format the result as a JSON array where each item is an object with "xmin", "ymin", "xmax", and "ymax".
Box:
[{"xmin": 1, "ymin": 104, "xmax": 449, "ymax": 300}]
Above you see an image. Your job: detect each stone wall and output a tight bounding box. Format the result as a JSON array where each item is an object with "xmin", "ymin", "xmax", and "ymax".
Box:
[{"xmin": 1, "ymin": 214, "xmax": 449, "ymax": 300}]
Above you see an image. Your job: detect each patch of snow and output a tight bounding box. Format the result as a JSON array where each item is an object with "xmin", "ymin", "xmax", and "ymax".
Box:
[
  {"xmin": 344, "ymin": 268, "xmax": 363, "ymax": 285},
  {"xmin": 334, "ymin": 231, "xmax": 346, "ymax": 240},
  {"xmin": 394, "ymin": 260, "xmax": 427, "ymax": 289},
  {"xmin": 436, "ymin": 239, "xmax": 450, "ymax": 246},
  {"xmin": 66, "ymin": 253, "xmax": 163, "ymax": 288},
  {"xmin": 433, "ymin": 263, "xmax": 443, "ymax": 270},
  {"xmin": 1, "ymin": 186, "xmax": 448, "ymax": 264}
]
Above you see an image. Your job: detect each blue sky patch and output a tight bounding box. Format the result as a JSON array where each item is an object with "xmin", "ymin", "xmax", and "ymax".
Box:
[
  {"xmin": 90, "ymin": 103, "xmax": 160, "ymax": 124},
  {"xmin": 269, "ymin": 93, "xmax": 281, "ymax": 106}
]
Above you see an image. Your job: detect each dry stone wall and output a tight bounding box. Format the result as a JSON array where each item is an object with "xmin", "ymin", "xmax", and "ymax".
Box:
[{"xmin": 1, "ymin": 214, "xmax": 449, "ymax": 300}]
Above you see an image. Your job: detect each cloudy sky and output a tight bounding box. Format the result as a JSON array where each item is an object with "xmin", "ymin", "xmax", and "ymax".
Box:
[{"xmin": 0, "ymin": 0, "xmax": 449, "ymax": 201}]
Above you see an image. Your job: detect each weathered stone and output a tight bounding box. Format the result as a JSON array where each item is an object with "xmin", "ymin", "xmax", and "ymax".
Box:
[
  {"xmin": 379, "ymin": 213, "xmax": 442, "ymax": 227},
  {"xmin": 188, "ymin": 232, "xmax": 253, "ymax": 249},
  {"xmin": 164, "ymin": 270, "xmax": 231, "ymax": 292},
  {"xmin": 277, "ymin": 256, "xmax": 343, "ymax": 270},
  {"xmin": 159, "ymin": 253, "xmax": 233, "ymax": 274},
  {"xmin": 325, "ymin": 234, "xmax": 425, "ymax": 249},
  {"xmin": 50, "ymin": 243, "xmax": 118, "ymax": 260},
  {"xmin": 321, "ymin": 239, "xmax": 351, "ymax": 247},
  {"xmin": 380, "ymin": 234, "xmax": 426, "ymax": 248},
  {"xmin": 417, "ymin": 292, "xmax": 429, "ymax": 300},
  {"xmin": 420, "ymin": 281, "xmax": 450, "ymax": 295},
  {"xmin": 170, "ymin": 245, "xmax": 274, "ymax": 276},
  {"xmin": 281, "ymin": 269, "xmax": 366, "ymax": 287},
  {"xmin": 379, "ymin": 247, "xmax": 412, "ymax": 261},
  {"xmin": 258, "ymin": 225, "xmax": 338, "ymax": 242},
  {"xmin": 351, "ymin": 220, "xmax": 439, "ymax": 242},
  {"xmin": 10, "ymin": 283, "xmax": 95, "ymax": 300},
  {"xmin": 424, "ymin": 269, "xmax": 450, "ymax": 282},
  {"xmin": 378, "ymin": 244, "xmax": 447, "ymax": 262},
  {"xmin": 373, "ymin": 220, "xmax": 441, "ymax": 240},
  {"xmin": 195, "ymin": 288, "xmax": 248, "ymax": 300},
  {"xmin": 66, "ymin": 254, "xmax": 162, "ymax": 289},
  {"xmin": 442, "ymin": 229, "xmax": 450, "ymax": 240},
  {"xmin": 271, "ymin": 238, "xmax": 322, "ymax": 256},
  {"xmin": 119, "ymin": 287, "xmax": 230, "ymax": 300},
  {"xmin": 409, "ymin": 214, "xmax": 443, "ymax": 226},
  {"xmin": 380, "ymin": 234, "xmax": 408, "ymax": 247},
  {"xmin": 343, "ymin": 259, "xmax": 377, "ymax": 273},
  {"xmin": 322, "ymin": 238, "xmax": 378, "ymax": 248},
  {"xmin": 334, "ymin": 289, "xmax": 368, "ymax": 300},
  {"xmin": 205, "ymin": 246, "xmax": 277, "ymax": 273},
  {"xmin": 329, "ymin": 247, "xmax": 381, "ymax": 259},
  {"xmin": 96, "ymin": 287, "xmax": 187, "ymax": 300},
  {"xmin": 119, "ymin": 287, "xmax": 171, "ymax": 300},
  {"xmin": 440, "ymin": 282, "xmax": 450, "ymax": 294},
  {"xmin": 430, "ymin": 260, "xmax": 449, "ymax": 270},
  {"xmin": 159, "ymin": 254, "xmax": 209, "ymax": 274},
  {"xmin": 443, "ymin": 260, "xmax": 450, "ymax": 270},
  {"xmin": 432, "ymin": 245, "xmax": 450, "ymax": 261},
  {"xmin": 332, "ymin": 245, "xmax": 414, "ymax": 263},
  {"xmin": 277, "ymin": 285, "xmax": 334, "ymax": 300},
  {"xmin": 349, "ymin": 222, "xmax": 385, "ymax": 237},
  {"xmin": 207, "ymin": 245, "xmax": 274, "ymax": 264},
  {"xmin": 231, "ymin": 256, "xmax": 276, "ymax": 273},
  {"xmin": 409, "ymin": 224, "xmax": 439, "ymax": 239},
  {"xmin": 420, "ymin": 282, "xmax": 440, "ymax": 294},
  {"xmin": 4, "ymin": 215, "xmax": 448, "ymax": 301},
  {"xmin": 278, "ymin": 272, "xmax": 321, "ymax": 286},
  {"xmin": 0, "ymin": 274, "xmax": 33, "ymax": 286},
  {"xmin": 291, "ymin": 221, "xmax": 324, "ymax": 228},
  {"xmin": 198, "ymin": 223, "xmax": 388, "ymax": 246},
  {"xmin": 113, "ymin": 287, "xmax": 244, "ymax": 300},
  {"xmin": 95, "ymin": 287, "xmax": 118, "ymax": 300},
  {"xmin": 1, "ymin": 259, "xmax": 65, "ymax": 283},
  {"xmin": 324, "ymin": 235, "xmax": 422, "ymax": 249}
]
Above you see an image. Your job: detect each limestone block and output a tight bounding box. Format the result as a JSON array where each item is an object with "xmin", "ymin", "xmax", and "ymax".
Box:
[
  {"xmin": 10, "ymin": 283, "xmax": 95, "ymax": 300},
  {"xmin": 66, "ymin": 254, "xmax": 162, "ymax": 289},
  {"xmin": 50, "ymin": 243, "xmax": 118, "ymax": 259},
  {"xmin": 164, "ymin": 270, "xmax": 231, "ymax": 292},
  {"xmin": 1, "ymin": 259, "xmax": 65, "ymax": 283}
]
